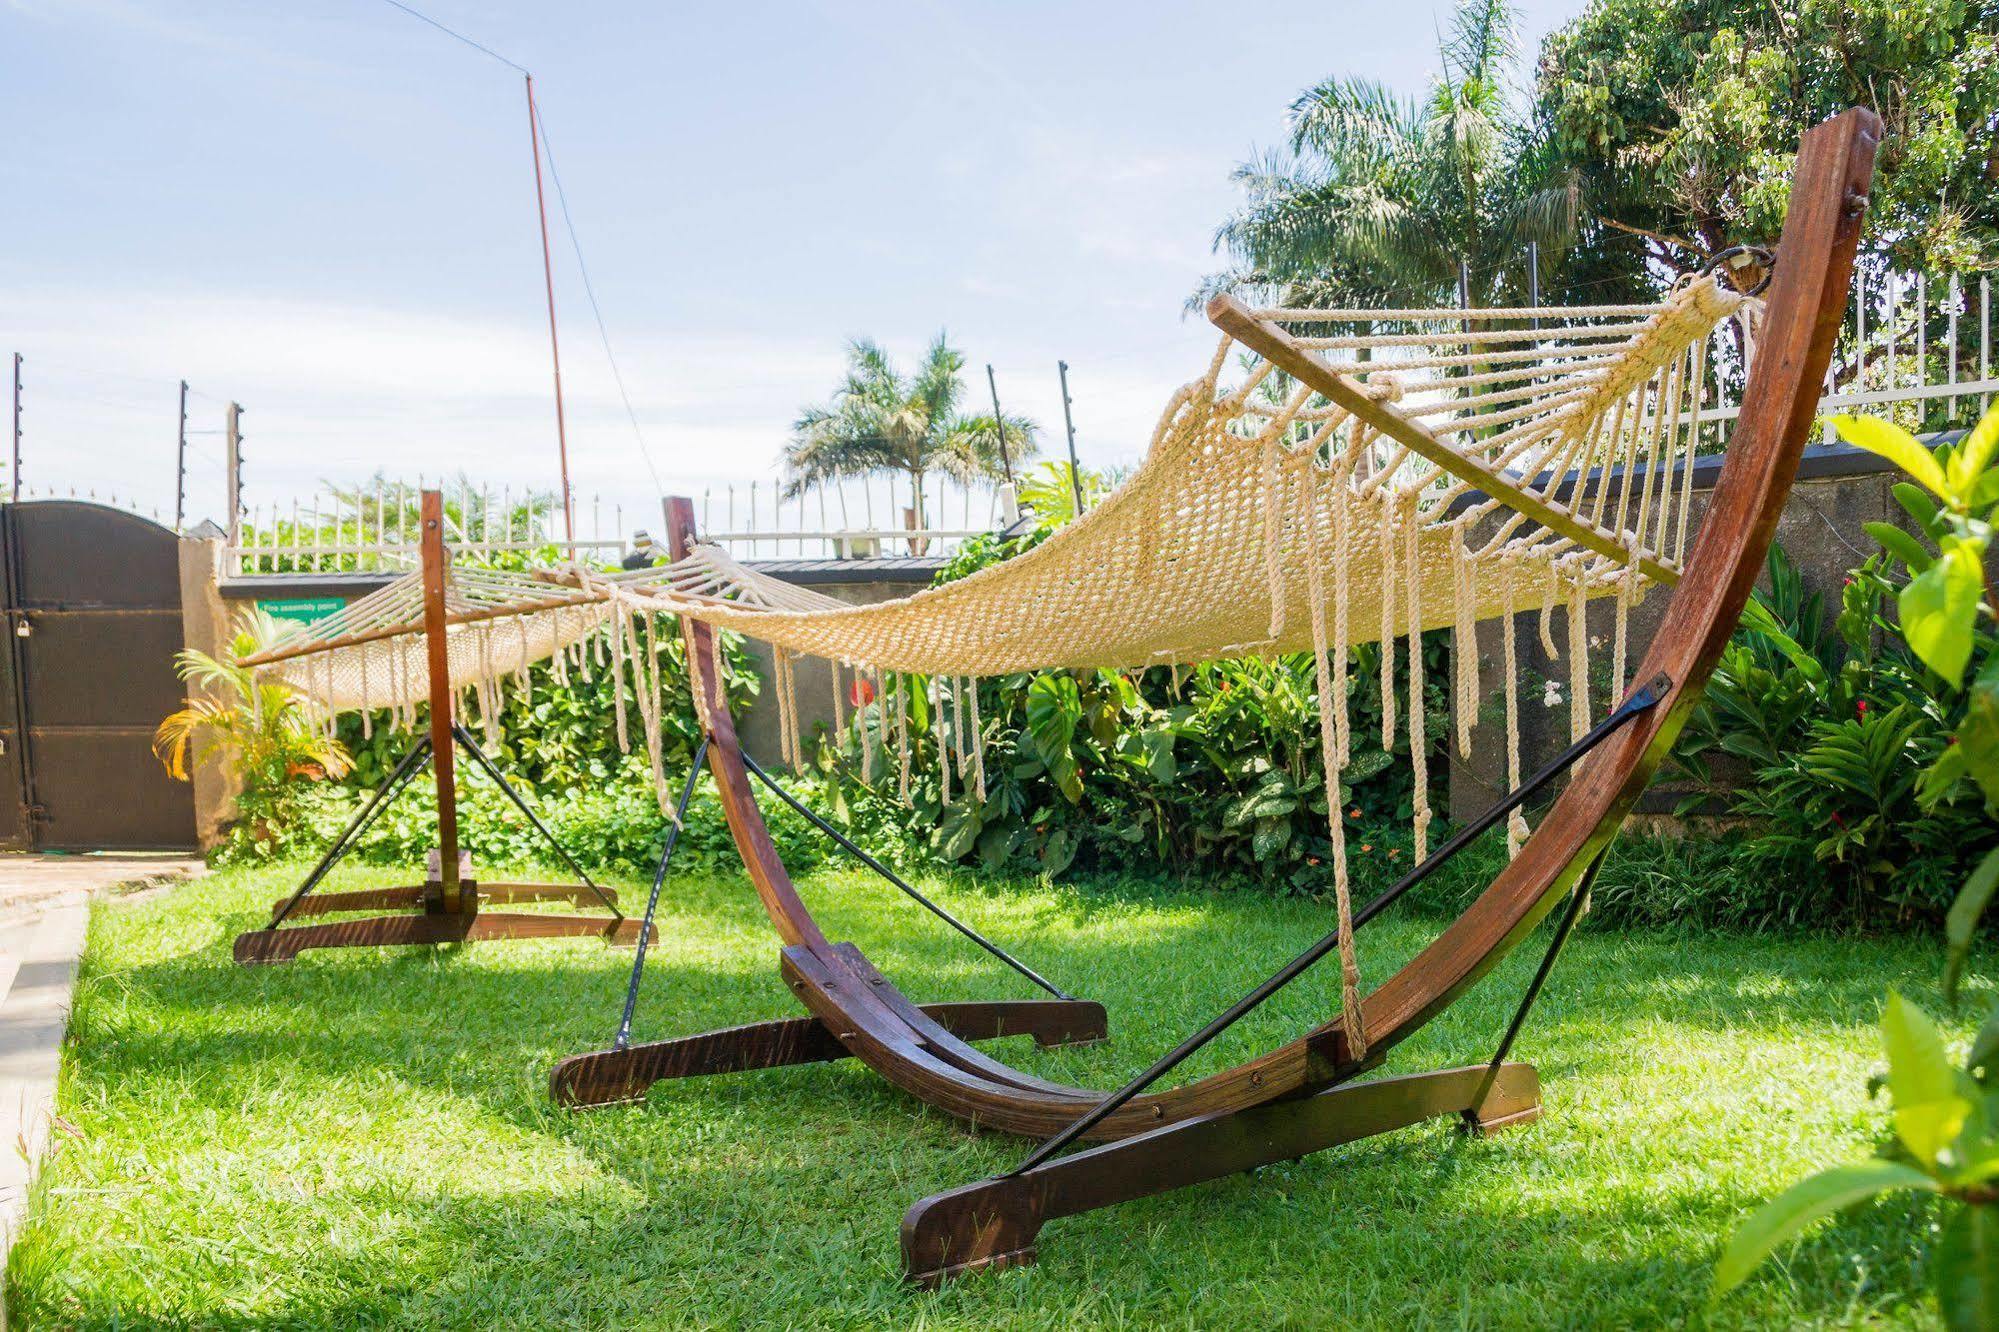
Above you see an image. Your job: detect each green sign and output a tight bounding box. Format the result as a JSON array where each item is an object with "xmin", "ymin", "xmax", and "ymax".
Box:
[{"xmin": 257, "ymin": 596, "xmax": 344, "ymax": 626}]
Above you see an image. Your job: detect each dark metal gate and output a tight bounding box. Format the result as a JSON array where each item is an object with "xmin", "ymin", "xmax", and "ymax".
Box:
[{"xmin": 0, "ymin": 501, "xmax": 196, "ymax": 850}]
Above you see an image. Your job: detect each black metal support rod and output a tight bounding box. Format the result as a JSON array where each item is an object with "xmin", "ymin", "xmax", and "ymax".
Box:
[
  {"xmin": 268, "ymin": 738, "xmax": 433, "ymax": 929},
  {"xmin": 451, "ymin": 722, "xmax": 619, "ymax": 917},
  {"xmin": 1467, "ymin": 851, "xmax": 1604, "ymax": 1118},
  {"xmin": 1007, "ymin": 672, "xmax": 1672, "ymax": 1176},
  {"xmin": 614, "ymin": 739, "xmax": 709, "ymax": 1050},
  {"xmin": 739, "ymin": 751, "xmax": 1076, "ymax": 1003}
]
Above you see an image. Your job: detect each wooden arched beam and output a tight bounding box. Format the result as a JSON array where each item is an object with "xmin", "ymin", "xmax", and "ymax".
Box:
[{"xmin": 557, "ymin": 108, "xmax": 1879, "ymax": 1284}]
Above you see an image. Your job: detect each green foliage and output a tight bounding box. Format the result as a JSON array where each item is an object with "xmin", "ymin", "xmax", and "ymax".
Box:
[
  {"xmin": 237, "ymin": 754, "xmax": 836, "ymax": 880},
  {"xmin": 1719, "ymin": 406, "xmax": 1999, "ymax": 1331},
  {"xmin": 1836, "ymin": 408, "xmax": 1999, "ymax": 980},
  {"xmin": 820, "ymin": 502, "xmax": 1448, "ymax": 892},
  {"xmin": 783, "ymin": 333, "xmax": 1037, "ymax": 518},
  {"xmin": 154, "ymin": 610, "xmax": 355, "ymax": 861},
  {"xmin": 332, "ymin": 614, "xmax": 753, "ymax": 794},
  {"xmin": 1674, "ymin": 544, "xmax": 1993, "ymax": 927},
  {"xmin": 1717, "ymin": 993, "xmax": 1999, "ymax": 1327},
  {"xmin": 1540, "ymin": 0, "xmax": 1998, "ymax": 284},
  {"xmin": 217, "ymin": 613, "xmax": 772, "ymax": 872},
  {"xmin": 1205, "ymin": 0, "xmax": 1579, "ymax": 309}
]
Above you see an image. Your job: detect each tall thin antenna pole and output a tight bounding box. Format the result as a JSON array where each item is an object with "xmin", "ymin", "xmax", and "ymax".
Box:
[
  {"xmin": 1526, "ymin": 241, "xmax": 1540, "ymax": 332},
  {"xmin": 225, "ymin": 402, "xmax": 243, "ymax": 547},
  {"xmin": 985, "ymin": 364, "xmax": 1015, "ymax": 487},
  {"xmin": 524, "ymin": 74, "xmax": 575, "ymax": 550},
  {"xmin": 10, "ymin": 354, "xmax": 21, "ymax": 500},
  {"xmin": 175, "ymin": 379, "xmax": 189, "ymax": 530},
  {"xmin": 1057, "ymin": 360, "xmax": 1083, "ymax": 515}
]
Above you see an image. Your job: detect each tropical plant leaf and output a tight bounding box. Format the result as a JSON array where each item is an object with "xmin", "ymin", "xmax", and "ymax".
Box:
[
  {"xmin": 1892, "ymin": 481, "xmax": 1942, "ymax": 537},
  {"xmin": 1934, "ymin": 1204, "xmax": 1999, "ymax": 1332},
  {"xmin": 1713, "ymin": 1160, "xmax": 1937, "ymax": 1298},
  {"xmin": 930, "ymin": 804, "xmax": 984, "ymax": 861},
  {"xmin": 1945, "ymin": 846, "xmax": 1999, "ymax": 1005},
  {"xmin": 1899, "ymin": 539, "xmax": 1985, "ymax": 685},
  {"xmin": 1864, "ymin": 521, "xmax": 1935, "ymax": 574},
  {"xmin": 1883, "ymin": 990, "xmax": 1973, "ymax": 1166},
  {"xmin": 1947, "ymin": 408, "xmax": 1999, "ymax": 495},
  {"xmin": 1835, "ymin": 415, "xmax": 1947, "ymax": 494}
]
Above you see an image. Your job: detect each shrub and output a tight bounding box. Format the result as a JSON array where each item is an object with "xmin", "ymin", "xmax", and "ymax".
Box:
[
  {"xmin": 819, "ymin": 503, "xmax": 1452, "ymax": 890},
  {"xmin": 1672, "ymin": 544, "xmax": 1995, "ymax": 929}
]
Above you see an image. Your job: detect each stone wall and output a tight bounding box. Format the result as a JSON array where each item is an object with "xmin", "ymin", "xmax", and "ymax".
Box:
[
  {"xmin": 731, "ymin": 557, "xmax": 943, "ymax": 765},
  {"xmin": 1446, "ymin": 441, "xmax": 1912, "ymax": 822}
]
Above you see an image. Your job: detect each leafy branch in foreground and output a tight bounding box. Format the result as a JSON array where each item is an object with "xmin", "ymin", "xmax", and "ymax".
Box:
[{"xmin": 1716, "ymin": 405, "xmax": 1999, "ymax": 1328}]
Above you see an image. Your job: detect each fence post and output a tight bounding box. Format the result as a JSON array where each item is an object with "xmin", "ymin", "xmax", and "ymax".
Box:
[
  {"xmin": 10, "ymin": 353, "xmax": 21, "ymax": 500},
  {"xmin": 224, "ymin": 402, "xmax": 244, "ymax": 548},
  {"xmin": 1058, "ymin": 360, "xmax": 1084, "ymax": 515},
  {"xmin": 175, "ymin": 380, "xmax": 188, "ymax": 531}
]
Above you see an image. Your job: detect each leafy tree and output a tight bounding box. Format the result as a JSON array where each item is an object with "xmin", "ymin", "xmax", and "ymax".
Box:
[
  {"xmin": 784, "ymin": 334, "xmax": 1036, "ymax": 526},
  {"xmin": 1205, "ymin": 0, "xmax": 1580, "ymax": 309},
  {"xmin": 1539, "ymin": 0, "xmax": 1999, "ymax": 284}
]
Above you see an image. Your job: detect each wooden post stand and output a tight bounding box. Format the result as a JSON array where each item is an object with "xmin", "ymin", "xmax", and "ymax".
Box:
[{"xmin": 233, "ymin": 490, "xmax": 651, "ymax": 965}]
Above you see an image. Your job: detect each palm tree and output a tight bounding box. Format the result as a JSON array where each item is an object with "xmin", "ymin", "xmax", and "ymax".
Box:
[
  {"xmin": 153, "ymin": 610, "xmax": 352, "ymax": 789},
  {"xmin": 785, "ymin": 334, "xmax": 1037, "ymax": 526},
  {"xmin": 1204, "ymin": 0, "xmax": 1579, "ymax": 311}
]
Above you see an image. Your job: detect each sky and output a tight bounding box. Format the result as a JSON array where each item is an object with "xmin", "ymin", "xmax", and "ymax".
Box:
[{"xmin": 3, "ymin": 0, "xmax": 1589, "ymax": 539}]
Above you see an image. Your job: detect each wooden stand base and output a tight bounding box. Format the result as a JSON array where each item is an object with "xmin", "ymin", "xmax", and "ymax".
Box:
[
  {"xmin": 268, "ymin": 882, "xmax": 618, "ymax": 917},
  {"xmin": 900, "ymin": 1062, "xmax": 1540, "ymax": 1287},
  {"xmin": 234, "ymin": 900, "xmax": 651, "ymax": 965},
  {"xmin": 552, "ymin": 998, "xmax": 1109, "ymax": 1106}
]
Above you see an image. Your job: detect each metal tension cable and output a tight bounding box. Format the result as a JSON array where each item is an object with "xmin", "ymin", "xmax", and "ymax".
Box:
[
  {"xmin": 266, "ymin": 736, "xmax": 435, "ymax": 929},
  {"xmin": 1466, "ymin": 847, "xmax": 1608, "ymax": 1123},
  {"xmin": 1009, "ymin": 671, "xmax": 1674, "ymax": 1175},
  {"xmin": 739, "ymin": 751, "xmax": 1078, "ymax": 1003},
  {"xmin": 451, "ymin": 722, "xmax": 622, "ymax": 918},
  {"xmin": 613, "ymin": 737, "xmax": 710, "ymax": 1051}
]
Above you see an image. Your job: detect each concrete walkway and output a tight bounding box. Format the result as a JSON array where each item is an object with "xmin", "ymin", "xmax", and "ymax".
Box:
[{"xmin": 0, "ymin": 855, "xmax": 204, "ymax": 1269}]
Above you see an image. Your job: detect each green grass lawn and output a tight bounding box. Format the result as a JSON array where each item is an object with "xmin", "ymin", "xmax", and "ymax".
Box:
[{"xmin": 6, "ymin": 857, "xmax": 1990, "ymax": 1330}]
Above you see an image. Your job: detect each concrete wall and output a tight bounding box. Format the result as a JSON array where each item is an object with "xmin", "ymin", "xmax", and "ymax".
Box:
[
  {"xmin": 1446, "ymin": 443, "xmax": 1910, "ymax": 822},
  {"xmin": 175, "ymin": 532, "xmax": 241, "ymax": 848},
  {"xmin": 731, "ymin": 559, "xmax": 942, "ymax": 765}
]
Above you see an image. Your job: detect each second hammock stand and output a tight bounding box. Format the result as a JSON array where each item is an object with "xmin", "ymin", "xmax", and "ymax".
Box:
[{"xmin": 231, "ymin": 490, "xmax": 650, "ymax": 964}]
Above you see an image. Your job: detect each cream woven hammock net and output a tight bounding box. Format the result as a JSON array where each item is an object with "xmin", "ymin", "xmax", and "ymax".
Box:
[{"xmin": 246, "ymin": 275, "xmax": 1754, "ymax": 1054}]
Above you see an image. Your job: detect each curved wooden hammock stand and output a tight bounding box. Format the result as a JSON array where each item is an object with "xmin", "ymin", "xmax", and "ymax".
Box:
[
  {"xmin": 233, "ymin": 490, "xmax": 652, "ymax": 965},
  {"xmin": 550, "ymin": 111, "xmax": 1878, "ymax": 1286}
]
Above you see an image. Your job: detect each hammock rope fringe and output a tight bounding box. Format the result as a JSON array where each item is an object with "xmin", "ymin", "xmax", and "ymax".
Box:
[{"xmin": 237, "ymin": 275, "xmax": 1754, "ymax": 1056}]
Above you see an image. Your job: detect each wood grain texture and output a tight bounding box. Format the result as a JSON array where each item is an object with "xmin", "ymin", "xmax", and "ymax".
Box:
[
  {"xmin": 419, "ymin": 489, "xmax": 462, "ymax": 906},
  {"xmin": 267, "ymin": 882, "xmax": 616, "ymax": 917},
  {"xmin": 232, "ymin": 912, "xmax": 651, "ymax": 964},
  {"xmin": 901, "ymin": 1063, "xmax": 1540, "ymax": 1287},
  {"xmin": 550, "ymin": 997, "xmax": 1109, "ymax": 1107}
]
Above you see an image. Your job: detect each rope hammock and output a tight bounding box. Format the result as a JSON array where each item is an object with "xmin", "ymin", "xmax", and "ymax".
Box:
[{"xmin": 240, "ymin": 272, "xmax": 1757, "ymax": 1058}]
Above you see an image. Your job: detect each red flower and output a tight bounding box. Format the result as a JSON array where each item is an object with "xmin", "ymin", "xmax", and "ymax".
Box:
[
  {"xmin": 1856, "ymin": 699, "xmax": 1869, "ymax": 716},
  {"xmin": 850, "ymin": 678, "xmax": 877, "ymax": 707}
]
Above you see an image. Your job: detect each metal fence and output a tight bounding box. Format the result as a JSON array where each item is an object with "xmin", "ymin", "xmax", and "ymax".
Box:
[
  {"xmin": 695, "ymin": 473, "xmax": 1009, "ymax": 560},
  {"xmin": 225, "ymin": 481, "xmax": 636, "ymax": 577},
  {"xmin": 188, "ymin": 268, "xmax": 1999, "ymax": 579}
]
